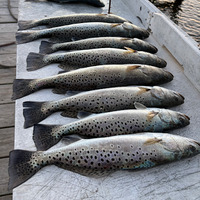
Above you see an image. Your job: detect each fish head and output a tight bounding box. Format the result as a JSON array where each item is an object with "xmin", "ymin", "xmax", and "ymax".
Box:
[
  {"xmin": 157, "ymin": 110, "xmax": 190, "ymax": 128},
  {"xmin": 151, "ymin": 86, "xmax": 184, "ymax": 106},
  {"xmin": 141, "ymin": 67, "xmax": 173, "ymax": 84},
  {"xmin": 163, "ymin": 135, "xmax": 200, "ymax": 159},
  {"xmin": 122, "ymin": 22, "xmax": 150, "ymax": 39}
]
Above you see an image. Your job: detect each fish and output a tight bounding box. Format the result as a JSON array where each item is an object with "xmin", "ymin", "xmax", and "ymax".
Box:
[
  {"xmin": 39, "ymin": 37, "xmax": 158, "ymax": 54},
  {"xmin": 16, "ymin": 22, "xmax": 150, "ymax": 44},
  {"xmin": 18, "ymin": 13, "xmax": 130, "ymax": 30},
  {"xmin": 22, "ymin": 85, "xmax": 184, "ymax": 129},
  {"xmin": 33, "ymin": 105, "xmax": 190, "ymax": 150},
  {"xmin": 8, "ymin": 133, "xmax": 200, "ymax": 189},
  {"xmin": 25, "ymin": 0, "xmax": 105, "ymax": 7},
  {"xmin": 26, "ymin": 48, "xmax": 166, "ymax": 71},
  {"xmin": 12, "ymin": 64, "xmax": 173, "ymax": 100}
]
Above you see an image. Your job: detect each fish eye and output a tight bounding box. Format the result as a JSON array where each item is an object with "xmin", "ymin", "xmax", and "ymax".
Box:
[
  {"xmin": 189, "ymin": 145, "xmax": 196, "ymax": 152},
  {"xmin": 179, "ymin": 116, "xmax": 185, "ymax": 124}
]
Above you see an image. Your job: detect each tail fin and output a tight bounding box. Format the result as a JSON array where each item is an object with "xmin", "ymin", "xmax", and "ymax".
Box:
[
  {"xmin": 12, "ymin": 79, "xmax": 35, "ymax": 100},
  {"xmin": 16, "ymin": 31, "xmax": 38, "ymax": 44},
  {"xmin": 26, "ymin": 52, "xmax": 46, "ymax": 71},
  {"xmin": 23, "ymin": 101, "xmax": 52, "ymax": 128},
  {"xmin": 33, "ymin": 124, "xmax": 63, "ymax": 150},
  {"xmin": 18, "ymin": 20, "xmax": 36, "ymax": 30},
  {"xmin": 8, "ymin": 150, "xmax": 41, "ymax": 189},
  {"xmin": 39, "ymin": 41, "xmax": 55, "ymax": 54}
]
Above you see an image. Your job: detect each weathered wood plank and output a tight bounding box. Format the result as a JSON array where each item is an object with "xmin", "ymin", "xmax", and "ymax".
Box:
[
  {"xmin": 0, "ymin": 23, "xmax": 17, "ymax": 33},
  {"xmin": 0, "ymin": 127, "xmax": 14, "ymax": 158},
  {"xmin": 0, "ymin": 158, "xmax": 11, "ymax": 196},
  {"xmin": 0, "ymin": 8, "xmax": 18, "ymax": 15},
  {"xmin": 0, "ymin": 103, "xmax": 15, "ymax": 128},
  {"xmin": 0, "ymin": 0, "xmax": 19, "ymax": 8},
  {"xmin": 0, "ymin": 44, "xmax": 16, "ymax": 55},
  {"xmin": 0, "ymin": 84, "xmax": 13, "ymax": 104},
  {"xmin": 0, "ymin": 54, "xmax": 16, "ymax": 66},
  {"xmin": 0, "ymin": 33, "xmax": 16, "ymax": 45},
  {"xmin": 0, "ymin": 195, "xmax": 12, "ymax": 200},
  {"xmin": 0, "ymin": 68, "xmax": 16, "ymax": 84},
  {"xmin": 0, "ymin": 8, "xmax": 18, "ymax": 23}
]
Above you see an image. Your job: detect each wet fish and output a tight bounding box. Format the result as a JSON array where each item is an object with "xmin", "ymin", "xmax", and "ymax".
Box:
[
  {"xmin": 8, "ymin": 133, "xmax": 200, "ymax": 189},
  {"xmin": 16, "ymin": 22, "xmax": 150, "ymax": 44},
  {"xmin": 12, "ymin": 64, "xmax": 173, "ymax": 100},
  {"xmin": 33, "ymin": 105, "xmax": 190, "ymax": 150},
  {"xmin": 27, "ymin": 48, "xmax": 166, "ymax": 71},
  {"xmin": 18, "ymin": 13, "xmax": 130, "ymax": 30},
  {"xmin": 26, "ymin": 0, "xmax": 105, "ymax": 7},
  {"xmin": 39, "ymin": 37, "xmax": 158, "ymax": 54}
]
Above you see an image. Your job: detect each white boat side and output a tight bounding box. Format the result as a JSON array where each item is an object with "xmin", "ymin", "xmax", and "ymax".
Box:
[{"xmin": 14, "ymin": 0, "xmax": 200, "ymax": 199}]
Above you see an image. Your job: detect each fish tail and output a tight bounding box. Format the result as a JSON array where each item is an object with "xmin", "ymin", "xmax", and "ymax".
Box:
[
  {"xmin": 33, "ymin": 124, "xmax": 62, "ymax": 150},
  {"xmin": 39, "ymin": 41, "xmax": 55, "ymax": 54},
  {"xmin": 8, "ymin": 149, "xmax": 42, "ymax": 189},
  {"xmin": 27, "ymin": 52, "xmax": 46, "ymax": 71},
  {"xmin": 18, "ymin": 20, "xmax": 37, "ymax": 30},
  {"xmin": 16, "ymin": 31, "xmax": 38, "ymax": 44},
  {"xmin": 12, "ymin": 79, "xmax": 36, "ymax": 100},
  {"xmin": 23, "ymin": 101, "xmax": 52, "ymax": 128}
]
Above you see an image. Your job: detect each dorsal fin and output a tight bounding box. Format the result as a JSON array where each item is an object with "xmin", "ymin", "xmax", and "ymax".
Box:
[
  {"xmin": 144, "ymin": 138, "xmax": 162, "ymax": 145},
  {"xmin": 134, "ymin": 102, "xmax": 147, "ymax": 110},
  {"xmin": 147, "ymin": 111, "xmax": 159, "ymax": 121},
  {"xmin": 124, "ymin": 47, "xmax": 137, "ymax": 53}
]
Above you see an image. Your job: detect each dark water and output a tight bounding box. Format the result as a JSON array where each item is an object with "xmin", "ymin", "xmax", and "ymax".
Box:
[{"xmin": 149, "ymin": 0, "xmax": 200, "ymax": 43}]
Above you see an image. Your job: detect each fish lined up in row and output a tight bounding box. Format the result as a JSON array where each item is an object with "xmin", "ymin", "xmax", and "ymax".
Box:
[
  {"xmin": 22, "ymin": 86, "xmax": 184, "ymax": 128},
  {"xmin": 16, "ymin": 22, "xmax": 150, "ymax": 44},
  {"xmin": 39, "ymin": 37, "xmax": 158, "ymax": 54},
  {"xmin": 18, "ymin": 13, "xmax": 130, "ymax": 30},
  {"xmin": 10, "ymin": 11, "xmax": 195, "ymax": 192},
  {"xmin": 26, "ymin": 0, "xmax": 105, "ymax": 7},
  {"xmin": 27, "ymin": 48, "xmax": 166, "ymax": 71},
  {"xmin": 33, "ymin": 104, "xmax": 190, "ymax": 150},
  {"xmin": 9, "ymin": 133, "xmax": 200, "ymax": 189},
  {"xmin": 12, "ymin": 64, "xmax": 173, "ymax": 100}
]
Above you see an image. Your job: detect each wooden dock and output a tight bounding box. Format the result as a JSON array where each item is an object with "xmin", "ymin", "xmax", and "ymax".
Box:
[{"xmin": 0, "ymin": 0, "xmax": 18, "ymax": 199}]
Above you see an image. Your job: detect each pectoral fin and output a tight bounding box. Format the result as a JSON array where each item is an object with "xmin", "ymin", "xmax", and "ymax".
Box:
[
  {"xmin": 137, "ymin": 87, "xmax": 151, "ymax": 95},
  {"xmin": 126, "ymin": 65, "xmax": 140, "ymax": 72},
  {"xmin": 111, "ymin": 23, "xmax": 121, "ymax": 28},
  {"xmin": 147, "ymin": 111, "xmax": 159, "ymax": 121},
  {"xmin": 144, "ymin": 138, "xmax": 162, "ymax": 145},
  {"xmin": 124, "ymin": 47, "xmax": 137, "ymax": 54}
]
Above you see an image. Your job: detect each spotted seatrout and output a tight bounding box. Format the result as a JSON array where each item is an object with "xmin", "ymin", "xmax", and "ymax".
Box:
[
  {"xmin": 18, "ymin": 14, "xmax": 130, "ymax": 30},
  {"xmin": 12, "ymin": 65, "xmax": 173, "ymax": 100},
  {"xmin": 16, "ymin": 22, "xmax": 149, "ymax": 44},
  {"xmin": 33, "ymin": 106, "xmax": 189, "ymax": 150},
  {"xmin": 26, "ymin": 48, "xmax": 166, "ymax": 71},
  {"xmin": 9, "ymin": 133, "xmax": 200, "ymax": 189},
  {"xmin": 23, "ymin": 91, "xmax": 186, "ymax": 129},
  {"xmin": 39, "ymin": 37, "xmax": 158, "ymax": 54},
  {"xmin": 25, "ymin": 0, "xmax": 105, "ymax": 7}
]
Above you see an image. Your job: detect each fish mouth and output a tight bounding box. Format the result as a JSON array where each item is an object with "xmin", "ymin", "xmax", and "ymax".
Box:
[
  {"xmin": 164, "ymin": 70, "xmax": 174, "ymax": 81},
  {"xmin": 178, "ymin": 93, "xmax": 185, "ymax": 100},
  {"xmin": 183, "ymin": 114, "xmax": 190, "ymax": 121},
  {"xmin": 193, "ymin": 140, "xmax": 200, "ymax": 147}
]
